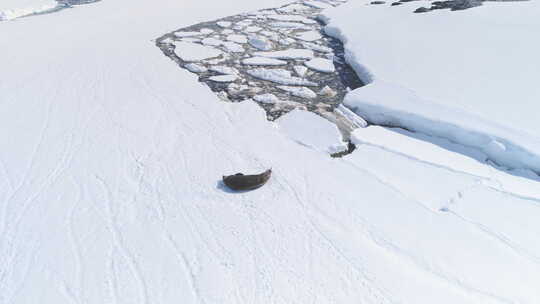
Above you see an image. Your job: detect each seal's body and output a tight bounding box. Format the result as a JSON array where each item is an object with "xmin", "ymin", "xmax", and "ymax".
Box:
[{"xmin": 222, "ymin": 169, "xmax": 272, "ymax": 191}]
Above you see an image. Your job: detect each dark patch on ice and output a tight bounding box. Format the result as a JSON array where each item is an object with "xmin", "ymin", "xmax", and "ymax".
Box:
[{"xmin": 396, "ymin": 0, "xmax": 529, "ymax": 13}]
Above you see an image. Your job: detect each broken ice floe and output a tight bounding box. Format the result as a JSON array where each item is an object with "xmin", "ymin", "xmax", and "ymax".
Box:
[{"xmin": 157, "ymin": 0, "xmax": 364, "ymax": 138}]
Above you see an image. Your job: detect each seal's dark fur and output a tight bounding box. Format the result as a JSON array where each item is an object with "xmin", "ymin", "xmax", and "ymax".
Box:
[{"xmin": 222, "ymin": 169, "xmax": 272, "ymax": 191}]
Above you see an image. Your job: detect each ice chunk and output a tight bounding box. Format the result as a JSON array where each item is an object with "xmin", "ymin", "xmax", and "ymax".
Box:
[
  {"xmin": 173, "ymin": 41, "xmax": 223, "ymax": 62},
  {"xmin": 334, "ymin": 104, "xmax": 368, "ymax": 128},
  {"xmin": 319, "ymin": 85, "xmax": 337, "ymax": 97},
  {"xmin": 278, "ymin": 38, "xmax": 296, "ymax": 46},
  {"xmin": 296, "ymin": 31, "xmax": 323, "ymax": 42},
  {"xmin": 184, "ymin": 63, "xmax": 208, "ymax": 73},
  {"xmin": 209, "ymin": 75, "xmax": 238, "ymax": 82},
  {"xmin": 277, "ymin": 109, "xmax": 347, "ymax": 154},
  {"xmin": 217, "ymin": 21, "xmax": 232, "ymax": 28},
  {"xmin": 266, "ymin": 14, "xmax": 317, "ymax": 24},
  {"xmin": 302, "ymin": 42, "xmax": 332, "ymax": 53},
  {"xmin": 305, "ymin": 57, "xmax": 335, "ymax": 73},
  {"xmin": 226, "ymin": 34, "xmax": 248, "ymax": 44},
  {"xmin": 200, "ymin": 28, "xmax": 214, "ymax": 34},
  {"xmin": 270, "ymin": 22, "xmax": 310, "ymax": 30},
  {"xmin": 254, "ymin": 93, "xmax": 280, "ymax": 104},
  {"xmin": 259, "ymin": 30, "xmax": 280, "ymax": 40},
  {"xmin": 277, "ymin": 86, "xmax": 318, "ymax": 98},
  {"xmin": 254, "ymin": 49, "xmax": 314, "ymax": 60},
  {"xmin": 221, "ymin": 29, "xmax": 234, "ymax": 35},
  {"xmin": 201, "ymin": 38, "xmax": 223, "ymax": 46},
  {"xmin": 242, "ymin": 57, "xmax": 288, "ymax": 66},
  {"xmin": 248, "ymin": 35, "xmax": 273, "ymax": 51},
  {"xmin": 245, "ymin": 26, "xmax": 262, "ymax": 33},
  {"xmin": 294, "ymin": 66, "xmax": 308, "ymax": 77},
  {"xmin": 247, "ymin": 69, "xmax": 318, "ymax": 86},
  {"xmin": 209, "ymin": 66, "xmax": 238, "ymax": 75},
  {"xmin": 222, "ymin": 41, "xmax": 244, "ymax": 53}
]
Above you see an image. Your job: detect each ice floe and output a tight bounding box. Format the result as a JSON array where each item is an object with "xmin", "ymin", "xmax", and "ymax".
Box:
[
  {"xmin": 248, "ymin": 35, "xmax": 273, "ymax": 51},
  {"xmin": 266, "ymin": 14, "xmax": 317, "ymax": 24},
  {"xmin": 242, "ymin": 57, "xmax": 288, "ymax": 66},
  {"xmin": 201, "ymin": 38, "xmax": 223, "ymax": 46},
  {"xmin": 209, "ymin": 74, "xmax": 238, "ymax": 82},
  {"xmin": 226, "ymin": 34, "xmax": 248, "ymax": 44},
  {"xmin": 209, "ymin": 66, "xmax": 238, "ymax": 75},
  {"xmin": 295, "ymin": 31, "xmax": 323, "ymax": 42},
  {"xmin": 222, "ymin": 41, "xmax": 245, "ymax": 53},
  {"xmin": 319, "ymin": 85, "xmax": 337, "ymax": 97},
  {"xmin": 174, "ymin": 41, "xmax": 223, "ymax": 62},
  {"xmin": 254, "ymin": 93, "xmax": 280, "ymax": 104},
  {"xmin": 302, "ymin": 42, "xmax": 332, "ymax": 53},
  {"xmin": 270, "ymin": 22, "xmax": 311, "ymax": 30},
  {"xmin": 247, "ymin": 68, "xmax": 317, "ymax": 86},
  {"xmin": 305, "ymin": 57, "xmax": 335, "ymax": 73},
  {"xmin": 216, "ymin": 21, "xmax": 232, "ymax": 28},
  {"xmin": 245, "ymin": 26, "xmax": 263, "ymax": 33},
  {"xmin": 277, "ymin": 85, "xmax": 318, "ymax": 98},
  {"xmin": 254, "ymin": 49, "xmax": 314, "ymax": 60}
]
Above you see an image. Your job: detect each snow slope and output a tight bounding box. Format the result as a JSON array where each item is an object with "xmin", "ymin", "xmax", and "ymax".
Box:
[
  {"xmin": 2, "ymin": 0, "xmax": 540, "ymax": 303},
  {"xmin": 322, "ymin": 0, "xmax": 540, "ymax": 173}
]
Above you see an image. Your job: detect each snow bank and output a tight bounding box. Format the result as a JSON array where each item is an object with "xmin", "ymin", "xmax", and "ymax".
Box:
[
  {"xmin": 323, "ymin": 0, "xmax": 540, "ymax": 173},
  {"xmin": 0, "ymin": 0, "xmax": 58, "ymax": 20}
]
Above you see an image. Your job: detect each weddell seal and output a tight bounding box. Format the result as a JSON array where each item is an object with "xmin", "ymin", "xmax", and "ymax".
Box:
[{"xmin": 222, "ymin": 169, "xmax": 272, "ymax": 191}]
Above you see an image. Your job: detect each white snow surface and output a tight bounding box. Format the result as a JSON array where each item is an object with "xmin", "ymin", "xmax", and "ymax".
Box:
[
  {"xmin": 2, "ymin": 0, "xmax": 540, "ymax": 303},
  {"xmin": 277, "ymin": 110, "xmax": 348, "ymax": 154},
  {"xmin": 323, "ymin": 0, "xmax": 540, "ymax": 173},
  {"xmin": 0, "ymin": 0, "xmax": 58, "ymax": 20}
]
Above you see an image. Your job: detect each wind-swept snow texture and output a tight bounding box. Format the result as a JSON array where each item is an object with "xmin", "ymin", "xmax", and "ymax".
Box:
[
  {"xmin": 322, "ymin": 0, "xmax": 540, "ymax": 174},
  {"xmin": 2, "ymin": 0, "xmax": 540, "ymax": 303}
]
